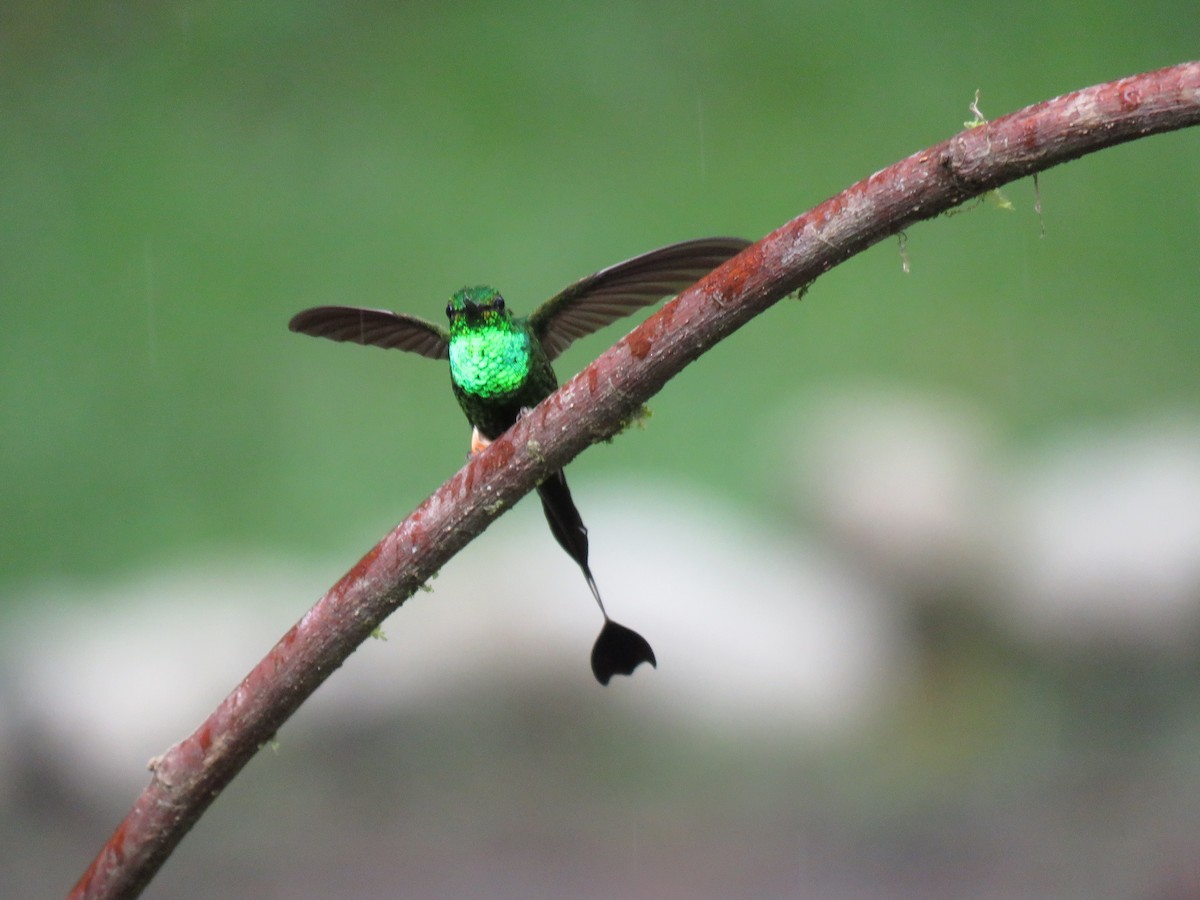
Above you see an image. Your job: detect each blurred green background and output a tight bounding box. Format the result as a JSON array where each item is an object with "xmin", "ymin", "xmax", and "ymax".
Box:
[{"xmin": 3, "ymin": 2, "xmax": 1199, "ymax": 898}]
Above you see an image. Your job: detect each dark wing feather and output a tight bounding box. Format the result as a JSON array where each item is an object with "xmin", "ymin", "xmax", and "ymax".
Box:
[
  {"xmin": 288, "ymin": 306, "xmax": 449, "ymax": 360},
  {"xmin": 528, "ymin": 237, "xmax": 751, "ymax": 360}
]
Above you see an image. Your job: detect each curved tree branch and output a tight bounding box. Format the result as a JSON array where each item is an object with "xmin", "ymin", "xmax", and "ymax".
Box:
[{"xmin": 70, "ymin": 61, "xmax": 1200, "ymax": 900}]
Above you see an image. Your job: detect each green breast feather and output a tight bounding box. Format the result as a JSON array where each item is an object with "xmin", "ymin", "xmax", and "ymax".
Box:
[{"xmin": 448, "ymin": 327, "xmax": 531, "ymax": 398}]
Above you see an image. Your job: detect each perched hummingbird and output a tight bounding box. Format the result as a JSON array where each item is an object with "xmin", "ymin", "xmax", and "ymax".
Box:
[{"xmin": 289, "ymin": 236, "xmax": 750, "ymax": 684}]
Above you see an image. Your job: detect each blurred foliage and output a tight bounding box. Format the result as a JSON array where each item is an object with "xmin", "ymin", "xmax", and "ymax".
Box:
[{"xmin": 2, "ymin": 0, "xmax": 1197, "ymax": 592}]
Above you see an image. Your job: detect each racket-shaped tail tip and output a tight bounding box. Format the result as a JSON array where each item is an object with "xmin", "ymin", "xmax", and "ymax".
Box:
[{"xmin": 591, "ymin": 619, "xmax": 657, "ymax": 685}]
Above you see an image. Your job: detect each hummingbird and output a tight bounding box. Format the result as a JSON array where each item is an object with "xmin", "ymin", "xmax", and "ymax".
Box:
[{"xmin": 289, "ymin": 236, "xmax": 750, "ymax": 684}]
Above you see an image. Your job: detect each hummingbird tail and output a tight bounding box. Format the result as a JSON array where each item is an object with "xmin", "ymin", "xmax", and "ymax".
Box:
[
  {"xmin": 591, "ymin": 619, "xmax": 657, "ymax": 685},
  {"xmin": 581, "ymin": 569, "xmax": 608, "ymax": 617},
  {"xmin": 536, "ymin": 470, "xmax": 590, "ymax": 569},
  {"xmin": 537, "ymin": 470, "xmax": 608, "ymax": 614},
  {"xmin": 538, "ymin": 469, "xmax": 657, "ymax": 684}
]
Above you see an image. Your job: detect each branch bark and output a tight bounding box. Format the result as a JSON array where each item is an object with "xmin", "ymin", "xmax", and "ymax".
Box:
[{"xmin": 70, "ymin": 61, "xmax": 1200, "ymax": 900}]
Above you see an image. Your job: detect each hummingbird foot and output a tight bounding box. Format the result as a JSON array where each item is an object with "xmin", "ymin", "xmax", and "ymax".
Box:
[
  {"xmin": 590, "ymin": 619, "xmax": 657, "ymax": 685},
  {"xmin": 470, "ymin": 409, "xmax": 535, "ymax": 456},
  {"xmin": 469, "ymin": 426, "xmax": 492, "ymax": 455}
]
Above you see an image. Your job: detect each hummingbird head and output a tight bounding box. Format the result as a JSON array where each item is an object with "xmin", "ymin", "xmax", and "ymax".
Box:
[{"xmin": 446, "ymin": 286, "xmax": 510, "ymax": 330}]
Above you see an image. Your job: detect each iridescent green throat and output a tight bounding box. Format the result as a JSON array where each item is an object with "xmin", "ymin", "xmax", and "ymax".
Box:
[{"xmin": 447, "ymin": 288, "xmax": 532, "ymax": 399}]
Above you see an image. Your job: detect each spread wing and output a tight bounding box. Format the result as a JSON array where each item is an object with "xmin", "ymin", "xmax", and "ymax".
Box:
[
  {"xmin": 527, "ymin": 236, "xmax": 751, "ymax": 361},
  {"xmin": 288, "ymin": 306, "xmax": 450, "ymax": 360}
]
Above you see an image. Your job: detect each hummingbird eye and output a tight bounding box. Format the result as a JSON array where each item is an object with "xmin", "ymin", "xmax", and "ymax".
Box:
[
  {"xmin": 492, "ymin": 296, "xmax": 505, "ymax": 312},
  {"xmin": 445, "ymin": 302, "xmax": 454, "ymax": 319}
]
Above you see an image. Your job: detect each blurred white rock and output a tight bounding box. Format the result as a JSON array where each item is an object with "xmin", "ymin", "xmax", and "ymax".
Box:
[
  {"xmin": 777, "ymin": 386, "xmax": 1200, "ymax": 655},
  {"xmin": 996, "ymin": 417, "xmax": 1200, "ymax": 651},
  {"xmin": 778, "ymin": 385, "xmax": 1000, "ymax": 596},
  {"xmin": 4, "ymin": 563, "xmax": 320, "ymax": 796},
  {"xmin": 291, "ymin": 480, "xmax": 911, "ymax": 738}
]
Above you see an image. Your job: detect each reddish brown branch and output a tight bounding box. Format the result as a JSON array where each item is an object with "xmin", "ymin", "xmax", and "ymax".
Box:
[{"xmin": 70, "ymin": 62, "xmax": 1200, "ymax": 900}]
